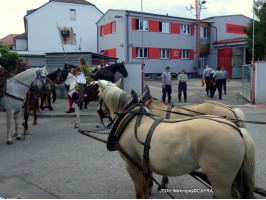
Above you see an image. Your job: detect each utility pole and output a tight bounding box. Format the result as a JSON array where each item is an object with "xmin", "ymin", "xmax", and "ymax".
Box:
[
  {"xmin": 141, "ymin": 0, "xmax": 145, "ymax": 92},
  {"xmin": 251, "ymin": 0, "xmax": 255, "ymax": 104},
  {"xmin": 187, "ymin": 1, "xmax": 206, "ymax": 74}
]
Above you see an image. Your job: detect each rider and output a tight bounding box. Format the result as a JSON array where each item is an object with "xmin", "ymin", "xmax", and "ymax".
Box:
[{"xmin": 76, "ymin": 57, "xmax": 92, "ymax": 109}]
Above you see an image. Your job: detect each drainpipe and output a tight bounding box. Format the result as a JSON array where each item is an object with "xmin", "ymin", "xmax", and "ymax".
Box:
[{"xmin": 251, "ymin": 0, "xmax": 255, "ymax": 104}]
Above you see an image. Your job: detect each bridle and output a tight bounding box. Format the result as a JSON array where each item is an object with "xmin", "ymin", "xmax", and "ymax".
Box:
[
  {"xmin": 56, "ymin": 69, "xmax": 68, "ymax": 84},
  {"xmin": 98, "ymin": 97, "xmax": 114, "ymax": 128}
]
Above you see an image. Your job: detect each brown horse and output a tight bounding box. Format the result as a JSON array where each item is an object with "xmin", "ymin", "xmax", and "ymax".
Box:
[{"xmin": 97, "ymin": 80, "xmax": 255, "ymax": 199}]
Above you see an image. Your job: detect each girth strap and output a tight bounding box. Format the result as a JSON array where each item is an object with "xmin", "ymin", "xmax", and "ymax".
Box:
[
  {"xmin": 166, "ymin": 104, "xmax": 173, "ymax": 119},
  {"xmin": 143, "ymin": 117, "xmax": 162, "ymax": 177}
]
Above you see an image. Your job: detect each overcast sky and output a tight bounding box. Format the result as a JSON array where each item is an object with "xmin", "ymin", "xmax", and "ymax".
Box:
[{"xmin": 0, "ymin": 0, "xmax": 254, "ymax": 39}]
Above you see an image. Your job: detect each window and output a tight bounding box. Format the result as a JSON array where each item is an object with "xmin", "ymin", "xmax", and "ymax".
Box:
[
  {"xmin": 70, "ymin": 9, "xmax": 76, "ymax": 20},
  {"xmin": 136, "ymin": 47, "xmax": 148, "ymax": 58},
  {"xmin": 159, "ymin": 22, "xmax": 170, "ymax": 33},
  {"xmin": 181, "ymin": 50, "xmax": 190, "ymax": 59},
  {"xmin": 200, "ymin": 27, "xmax": 209, "ymax": 44},
  {"xmin": 160, "ymin": 49, "xmax": 170, "ymax": 59},
  {"xmin": 180, "ymin": 24, "xmax": 191, "ymax": 35},
  {"xmin": 111, "ymin": 21, "xmax": 115, "ymax": 33},
  {"xmin": 136, "ymin": 19, "xmax": 149, "ymax": 31},
  {"xmin": 156, "ymin": 73, "xmax": 162, "ymax": 79},
  {"xmin": 145, "ymin": 73, "xmax": 152, "ymax": 79}
]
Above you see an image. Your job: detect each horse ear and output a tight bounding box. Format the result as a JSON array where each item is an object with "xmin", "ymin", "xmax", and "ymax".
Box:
[
  {"xmin": 115, "ymin": 78, "xmax": 121, "ymax": 87},
  {"xmin": 98, "ymin": 80, "xmax": 106, "ymax": 90}
]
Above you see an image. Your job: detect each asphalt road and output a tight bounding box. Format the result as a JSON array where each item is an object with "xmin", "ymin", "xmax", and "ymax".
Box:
[{"xmin": 0, "ymin": 79, "xmax": 265, "ymax": 199}]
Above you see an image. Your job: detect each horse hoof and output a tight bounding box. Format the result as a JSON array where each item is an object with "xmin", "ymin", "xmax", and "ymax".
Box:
[
  {"xmin": 48, "ymin": 107, "xmax": 54, "ymax": 111},
  {"xmin": 16, "ymin": 136, "xmax": 23, "ymax": 141},
  {"xmin": 74, "ymin": 124, "xmax": 79, "ymax": 128},
  {"xmin": 96, "ymin": 125, "xmax": 100, "ymax": 128},
  {"xmin": 12, "ymin": 133, "xmax": 18, "ymax": 137},
  {"xmin": 24, "ymin": 130, "xmax": 29, "ymax": 135},
  {"xmin": 7, "ymin": 140, "xmax": 13, "ymax": 145},
  {"xmin": 32, "ymin": 121, "xmax": 37, "ymax": 125}
]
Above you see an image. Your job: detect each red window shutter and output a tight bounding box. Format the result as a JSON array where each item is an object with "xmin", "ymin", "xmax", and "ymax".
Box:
[
  {"xmin": 171, "ymin": 23, "xmax": 180, "ymax": 34},
  {"xmin": 191, "ymin": 25, "xmax": 194, "ymax": 35},
  {"xmin": 104, "ymin": 23, "xmax": 112, "ymax": 35},
  {"xmin": 149, "ymin": 20, "xmax": 159, "ymax": 32},
  {"xmin": 170, "ymin": 49, "xmax": 180, "ymax": 59},
  {"xmin": 190, "ymin": 49, "xmax": 194, "ymax": 59},
  {"xmin": 132, "ymin": 47, "xmax": 136, "ymax": 58},
  {"xmin": 148, "ymin": 48, "xmax": 160, "ymax": 59},
  {"xmin": 99, "ymin": 26, "xmax": 102, "ymax": 37},
  {"xmin": 132, "ymin": 18, "xmax": 136, "ymax": 30},
  {"xmin": 114, "ymin": 21, "xmax": 116, "ymax": 32}
]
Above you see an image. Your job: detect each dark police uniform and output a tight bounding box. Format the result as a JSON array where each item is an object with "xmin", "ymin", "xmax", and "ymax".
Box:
[{"xmin": 211, "ymin": 70, "xmax": 223, "ymax": 100}]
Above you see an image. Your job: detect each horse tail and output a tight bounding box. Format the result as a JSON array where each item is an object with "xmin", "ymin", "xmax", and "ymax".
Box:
[
  {"xmin": 53, "ymin": 87, "xmax": 56, "ymax": 103},
  {"xmin": 234, "ymin": 128, "xmax": 255, "ymax": 199},
  {"xmin": 232, "ymin": 108, "xmax": 246, "ymax": 128}
]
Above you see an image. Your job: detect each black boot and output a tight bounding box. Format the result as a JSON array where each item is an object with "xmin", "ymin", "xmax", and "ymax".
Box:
[{"xmin": 66, "ymin": 108, "xmax": 75, "ymax": 113}]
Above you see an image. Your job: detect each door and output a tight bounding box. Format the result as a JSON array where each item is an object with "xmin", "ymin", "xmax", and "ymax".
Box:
[{"xmin": 218, "ymin": 48, "xmax": 232, "ymax": 78}]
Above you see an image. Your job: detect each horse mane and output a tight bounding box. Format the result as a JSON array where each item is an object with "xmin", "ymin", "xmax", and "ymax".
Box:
[
  {"xmin": 99, "ymin": 84, "xmax": 131, "ymax": 114},
  {"xmin": 11, "ymin": 68, "xmax": 36, "ymax": 82},
  {"xmin": 47, "ymin": 69, "xmax": 60, "ymax": 81}
]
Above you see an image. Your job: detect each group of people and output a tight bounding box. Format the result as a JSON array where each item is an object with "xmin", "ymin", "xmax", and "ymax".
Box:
[
  {"xmin": 162, "ymin": 66, "xmax": 188, "ymax": 104},
  {"xmin": 161, "ymin": 64, "xmax": 228, "ymax": 104},
  {"xmin": 201, "ymin": 65, "xmax": 228, "ymax": 100}
]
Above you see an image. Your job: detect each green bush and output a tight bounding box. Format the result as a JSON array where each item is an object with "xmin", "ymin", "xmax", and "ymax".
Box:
[{"xmin": 0, "ymin": 44, "xmax": 23, "ymax": 72}]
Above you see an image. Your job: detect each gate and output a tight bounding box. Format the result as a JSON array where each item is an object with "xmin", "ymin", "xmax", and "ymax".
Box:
[{"xmin": 242, "ymin": 64, "xmax": 251, "ymax": 101}]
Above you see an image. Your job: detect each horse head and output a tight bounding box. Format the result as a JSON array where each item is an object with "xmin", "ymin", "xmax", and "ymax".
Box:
[
  {"xmin": 118, "ymin": 62, "xmax": 128, "ymax": 78},
  {"xmin": 36, "ymin": 67, "xmax": 49, "ymax": 93},
  {"xmin": 55, "ymin": 67, "xmax": 68, "ymax": 84}
]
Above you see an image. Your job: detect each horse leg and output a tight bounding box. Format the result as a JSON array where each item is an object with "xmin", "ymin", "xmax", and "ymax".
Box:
[
  {"xmin": 14, "ymin": 111, "xmax": 23, "ymax": 140},
  {"xmin": 33, "ymin": 107, "xmax": 37, "ymax": 125},
  {"xmin": 40, "ymin": 94, "xmax": 45, "ymax": 110},
  {"xmin": 6, "ymin": 110, "xmax": 14, "ymax": 144},
  {"xmin": 73, "ymin": 102, "xmax": 80, "ymax": 128},
  {"xmin": 48, "ymin": 93, "xmax": 53, "ymax": 111},
  {"xmin": 125, "ymin": 161, "xmax": 145, "ymax": 198},
  {"xmin": 158, "ymin": 176, "xmax": 169, "ymax": 190},
  {"xmin": 24, "ymin": 108, "xmax": 30, "ymax": 135}
]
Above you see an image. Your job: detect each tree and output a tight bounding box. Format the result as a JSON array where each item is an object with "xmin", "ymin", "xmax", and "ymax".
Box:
[
  {"xmin": 243, "ymin": 0, "xmax": 266, "ymax": 60},
  {"xmin": 0, "ymin": 44, "xmax": 23, "ymax": 72}
]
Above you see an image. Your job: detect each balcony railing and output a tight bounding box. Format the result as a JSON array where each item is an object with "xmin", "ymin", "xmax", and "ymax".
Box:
[{"xmin": 200, "ymin": 37, "xmax": 210, "ymax": 45}]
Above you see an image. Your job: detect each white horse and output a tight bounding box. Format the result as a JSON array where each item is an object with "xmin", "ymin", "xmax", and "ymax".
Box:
[
  {"xmin": 0, "ymin": 67, "xmax": 48, "ymax": 144},
  {"xmin": 64, "ymin": 73, "xmax": 121, "ymax": 128},
  {"xmin": 97, "ymin": 80, "xmax": 255, "ymax": 199}
]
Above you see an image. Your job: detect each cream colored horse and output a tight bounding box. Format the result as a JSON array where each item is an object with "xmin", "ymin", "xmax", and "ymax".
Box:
[
  {"xmin": 139, "ymin": 86, "xmax": 246, "ymax": 128},
  {"xmin": 97, "ymin": 80, "xmax": 255, "ymax": 199}
]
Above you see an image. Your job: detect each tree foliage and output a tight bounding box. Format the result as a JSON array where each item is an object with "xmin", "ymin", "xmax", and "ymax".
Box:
[
  {"xmin": 0, "ymin": 44, "xmax": 23, "ymax": 72},
  {"xmin": 243, "ymin": 0, "xmax": 266, "ymax": 60}
]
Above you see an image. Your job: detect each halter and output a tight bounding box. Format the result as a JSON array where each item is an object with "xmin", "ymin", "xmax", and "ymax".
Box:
[
  {"xmin": 55, "ymin": 69, "xmax": 68, "ymax": 84},
  {"xmin": 98, "ymin": 97, "xmax": 114, "ymax": 128}
]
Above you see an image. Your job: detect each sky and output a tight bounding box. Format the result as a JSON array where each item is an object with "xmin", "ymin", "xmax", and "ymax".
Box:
[{"xmin": 0, "ymin": 0, "xmax": 254, "ymax": 39}]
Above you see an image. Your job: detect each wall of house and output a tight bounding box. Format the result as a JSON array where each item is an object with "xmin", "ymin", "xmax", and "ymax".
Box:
[
  {"xmin": 15, "ymin": 39, "xmax": 27, "ymax": 51},
  {"xmin": 26, "ymin": 1, "xmax": 102, "ymax": 53}
]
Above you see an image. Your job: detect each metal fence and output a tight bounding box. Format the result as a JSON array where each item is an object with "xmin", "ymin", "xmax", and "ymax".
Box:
[{"xmin": 242, "ymin": 64, "xmax": 251, "ymax": 102}]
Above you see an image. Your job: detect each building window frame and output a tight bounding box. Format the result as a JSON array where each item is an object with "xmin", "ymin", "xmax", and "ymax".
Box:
[
  {"xmin": 159, "ymin": 22, "xmax": 170, "ymax": 33},
  {"xmin": 145, "ymin": 73, "xmax": 152, "ymax": 79},
  {"xmin": 136, "ymin": 19, "xmax": 149, "ymax": 31},
  {"xmin": 102, "ymin": 25, "xmax": 104, "ymax": 36},
  {"xmin": 181, "ymin": 49, "xmax": 190, "ymax": 59},
  {"xmin": 180, "ymin": 24, "xmax": 191, "ymax": 35},
  {"xmin": 200, "ymin": 27, "xmax": 209, "ymax": 44},
  {"xmin": 136, "ymin": 47, "xmax": 148, "ymax": 58},
  {"xmin": 70, "ymin": 9, "xmax": 76, "ymax": 20},
  {"xmin": 160, "ymin": 48, "xmax": 170, "ymax": 59},
  {"xmin": 111, "ymin": 22, "xmax": 115, "ymax": 33}
]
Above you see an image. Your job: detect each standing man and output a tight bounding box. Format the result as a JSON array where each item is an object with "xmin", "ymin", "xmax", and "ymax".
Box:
[
  {"xmin": 221, "ymin": 66, "xmax": 228, "ymax": 94},
  {"xmin": 201, "ymin": 65, "xmax": 213, "ymax": 95},
  {"xmin": 162, "ymin": 66, "xmax": 172, "ymax": 104},
  {"xmin": 178, "ymin": 69, "xmax": 188, "ymax": 103},
  {"xmin": 211, "ymin": 67, "xmax": 223, "ymax": 100}
]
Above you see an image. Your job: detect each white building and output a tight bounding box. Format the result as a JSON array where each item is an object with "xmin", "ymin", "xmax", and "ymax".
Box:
[{"xmin": 22, "ymin": 0, "xmax": 103, "ymax": 53}]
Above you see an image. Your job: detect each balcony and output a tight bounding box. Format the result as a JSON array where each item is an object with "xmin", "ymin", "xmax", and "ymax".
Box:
[{"xmin": 200, "ymin": 37, "xmax": 210, "ymax": 45}]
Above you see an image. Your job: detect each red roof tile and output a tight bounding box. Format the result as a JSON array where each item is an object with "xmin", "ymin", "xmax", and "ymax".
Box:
[
  {"xmin": 0, "ymin": 34, "xmax": 19, "ymax": 46},
  {"xmin": 214, "ymin": 37, "xmax": 246, "ymax": 44}
]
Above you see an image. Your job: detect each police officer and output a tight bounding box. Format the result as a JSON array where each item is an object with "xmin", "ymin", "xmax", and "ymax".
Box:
[
  {"xmin": 201, "ymin": 65, "xmax": 213, "ymax": 95},
  {"xmin": 221, "ymin": 66, "xmax": 228, "ymax": 94},
  {"xmin": 162, "ymin": 66, "xmax": 172, "ymax": 104},
  {"xmin": 211, "ymin": 67, "xmax": 223, "ymax": 100},
  {"xmin": 178, "ymin": 69, "xmax": 188, "ymax": 103}
]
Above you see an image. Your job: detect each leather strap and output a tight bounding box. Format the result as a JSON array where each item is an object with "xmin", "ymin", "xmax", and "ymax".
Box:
[
  {"xmin": 166, "ymin": 104, "xmax": 173, "ymax": 119},
  {"xmin": 143, "ymin": 117, "xmax": 162, "ymax": 177}
]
